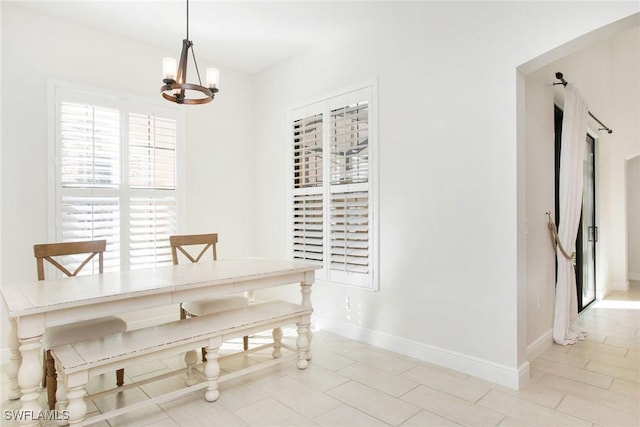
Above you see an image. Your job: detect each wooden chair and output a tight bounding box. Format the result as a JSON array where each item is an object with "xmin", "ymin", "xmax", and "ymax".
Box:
[
  {"xmin": 34, "ymin": 240, "xmax": 127, "ymax": 410},
  {"xmin": 170, "ymin": 233, "xmax": 250, "ymax": 359}
]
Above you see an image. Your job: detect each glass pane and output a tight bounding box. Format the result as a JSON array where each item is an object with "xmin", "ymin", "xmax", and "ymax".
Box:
[{"xmin": 581, "ymin": 136, "xmax": 596, "ymax": 307}]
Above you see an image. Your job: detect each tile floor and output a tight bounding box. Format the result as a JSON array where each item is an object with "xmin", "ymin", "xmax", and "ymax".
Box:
[{"xmin": 2, "ymin": 283, "xmax": 639, "ymax": 426}]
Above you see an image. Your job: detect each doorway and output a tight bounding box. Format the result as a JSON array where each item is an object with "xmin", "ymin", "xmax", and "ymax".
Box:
[{"xmin": 554, "ymin": 106, "xmax": 597, "ymax": 312}]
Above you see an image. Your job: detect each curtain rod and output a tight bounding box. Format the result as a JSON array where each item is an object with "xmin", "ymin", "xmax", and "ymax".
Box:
[{"xmin": 554, "ymin": 72, "xmax": 613, "ymax": 134}]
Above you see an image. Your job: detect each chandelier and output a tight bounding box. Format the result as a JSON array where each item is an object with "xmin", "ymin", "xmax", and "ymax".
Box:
[{"xmin": 161, "ymin": 0, "xmax": 219, "ymax": 105}]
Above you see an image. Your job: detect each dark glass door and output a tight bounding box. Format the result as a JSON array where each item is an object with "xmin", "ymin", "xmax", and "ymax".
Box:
[{"xmin": 554, "ymin": 106, "xmax": 597, "ymax": 312}]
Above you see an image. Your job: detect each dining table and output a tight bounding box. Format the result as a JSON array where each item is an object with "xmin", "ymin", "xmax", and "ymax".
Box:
[{"xmin": 1, "ymin": 258, "xmax": 318, "ymax": 427}]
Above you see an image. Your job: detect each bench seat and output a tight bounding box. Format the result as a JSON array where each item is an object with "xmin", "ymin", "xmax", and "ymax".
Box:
[{"xmin": 50, "ymin": 300, "xmax": 312, "ymax": 426}]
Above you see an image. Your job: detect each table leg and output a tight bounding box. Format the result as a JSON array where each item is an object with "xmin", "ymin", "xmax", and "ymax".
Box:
[
  {"xmin": 17, "ymin": 335, "xmax": 44, "ymax": 427},
  {"xmin": 300, "ymin": 282, "xmax": 312, "ymax": 311},
  {"xmin": 7, "ymin": 318, "xmax": 21, "ymax": 400}
]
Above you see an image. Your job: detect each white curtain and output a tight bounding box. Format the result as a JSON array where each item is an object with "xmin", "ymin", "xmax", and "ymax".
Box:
[{"xmin": 553, "ymin": 84, "xmax": 589, "ymax": 345}]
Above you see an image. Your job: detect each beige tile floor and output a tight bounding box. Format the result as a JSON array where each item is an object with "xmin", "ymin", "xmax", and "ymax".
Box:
[{"xmin": 2, "ymin": 282, "xmax": 639, "ymax": 426}]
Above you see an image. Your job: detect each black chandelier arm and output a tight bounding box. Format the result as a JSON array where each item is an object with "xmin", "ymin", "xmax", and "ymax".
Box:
[
  {"xmin": 190, "ymin": 44, "xmax": 204, "ymax": 87},
  {"xmin": 175, "ymin": 39, "xmax": 191, "ymax": 85}
]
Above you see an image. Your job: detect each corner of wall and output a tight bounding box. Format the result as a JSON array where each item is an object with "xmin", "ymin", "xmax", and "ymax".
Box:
[{"xmin": 527, "ymin": 329, "xmax": 553, "ymax": 362}]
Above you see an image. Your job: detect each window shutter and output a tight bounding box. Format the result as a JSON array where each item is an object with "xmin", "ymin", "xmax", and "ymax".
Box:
[
  {"xmin": 129, "ymin": 114, "xmax": 177, "ymax": 190},
  {"xmin": 54, "ymin": 85, "xmax": 182, "ymax": 273},
  {"xmin": 329, "ymin": 99, "xmax": 371, "ymax": 286},
  {"xmin": 128, "ymin": 195, "xmax": 176, "ymax": 269},
  {"xmin": 290, "ymin": 84, "xmax": 376, "ymax": 290},
  {"xmin": 330, "ymin": 189, "xmax": 369, "ymax": 272},
  {"xmin": 58, "ymin": 101, "xmax": 121, "ymax": 272},
  {"xmin": 128, "ymin": 113, "xmax": 177, "ymax": 269},
  {"xmin": 60, "ymin": 195, "xmax": 121, "ymax": 272},
  {"xmin": 293, "ymin": 192, "xmax": 324, "ymax": 263},
  {"xmin": 60, "ymin": 102, "xmax": 120, "ymax": 188},
  {"xmin": 292, "ymin": 112, "xmax": 324, "ymax": 267},
  {"xmin": 330, "ymin": 102, "xmax": 369, "ymax": 185}
]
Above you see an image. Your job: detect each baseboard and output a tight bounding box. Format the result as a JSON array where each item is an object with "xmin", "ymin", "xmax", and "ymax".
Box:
[
  {"xmin": 527, "ymin": 329, "xmax": 553, "ymax": 362},
  {"xmin": 314, "ymin": 315, "xmax": 528, "ymax": 390},
  {"xmin": 629, "ymin": 272, "xmax": 640, "ymax": 281},
  {"xmin": 611, "ymin": 281, "xmax": 630, "ymax": 292}
]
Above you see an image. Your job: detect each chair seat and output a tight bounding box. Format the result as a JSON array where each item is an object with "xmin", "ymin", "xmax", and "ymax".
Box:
[
  {"xmin": 182, "ymin": 296, "xmax": 249, "ymax": 317},
  {"xmin": 44, "ymin": 316, "xmax": 127, "ymax": 348}
]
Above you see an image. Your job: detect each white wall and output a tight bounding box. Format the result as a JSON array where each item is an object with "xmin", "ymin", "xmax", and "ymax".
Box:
[
  {"xmin": 251, "ymin": 2, "xmax": 639, "ymax": 388},
  {"xmin": 0, "ymin": 3, "xmax": 255, "ymax": 349},
  {"xmin": 610, "ymin": 28, "xmax": 640, "ymax": 289},
  {"xmin": 523, "ymin": 25, "xmax": 640, "ymax": 357},
  {"xmin": 629, "ymin": 156, "xmax": 640, "ymax": 279}
]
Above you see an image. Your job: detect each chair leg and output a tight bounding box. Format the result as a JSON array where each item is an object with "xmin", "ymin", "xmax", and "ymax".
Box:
[
  {"xmin": 42, "ymin": 351, "xmax": 47, "ymax": 388},
  {"xmin": 243, "ymin": 335, "xmax": 249, "ymax": 351},
  {"xmin": 45, "ymin": 350, "xmax": 57, "ymax": 410},
  {"xmin": 116, "ymin": 369, "xmax": 124, "ymax": 387}
]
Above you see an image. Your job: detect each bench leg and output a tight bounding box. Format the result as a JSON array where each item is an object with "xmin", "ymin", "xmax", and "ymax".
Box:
[
  {"xmin": 296, "ymin": 319, "xmax": 311, "ymax": 370},
  {"xmin": 204, "ymin": 337, "xmax": 222, "ymax": 402},
  {"xmin": 272, "ymin": 327, "xmax": 283, "ymax": 359},
  {"xmin": 185, "ymin": 349, "xmax": 199, "ymax": 386},
  {"xmin": 54, "ymin": 366, "xmax": 69, "ymax": 425},
  {"xmin": 306, "ymin": 327, "xmax": 313, "ymax": 361},
  {"xmin": 54, "ymin": 361, "xmax": 68, "ymax": 423},
  {"xmin": 66, "ymin": 385, "xmax": 87, "ymax": 427}
]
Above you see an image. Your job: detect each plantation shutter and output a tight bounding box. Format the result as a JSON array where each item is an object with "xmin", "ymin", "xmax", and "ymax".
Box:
[
  {"xmin": 58, "ymin": 100, "xmax": 122, "ymax": 271},
  {"xmin": 54, "ymin": 85, "xmax": 181, "ymax": 273},
  {"xmin": 292, "ymin": 106, "xmax": 324, "ymax": 268},
  {"xmin": 128, "ymin": 113, "xmax": 177, "ymax": 269},
  {"xmin": 290, "ymin": 85, "xmax": 375, "ymax": 290},
  {"xmin": 329, "ymin": 91, "xmax": 371, "ymax": 287}
]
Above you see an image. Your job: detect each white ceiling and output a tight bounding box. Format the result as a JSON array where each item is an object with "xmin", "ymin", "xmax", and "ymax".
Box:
[{"xmin": 13, "ymin": 0, "xmax": 393, "ymax": 74}]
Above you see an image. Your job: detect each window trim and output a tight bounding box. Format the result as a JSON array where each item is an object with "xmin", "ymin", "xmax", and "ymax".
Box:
[
  {"xmin": 287, "ymin": 80, "xmax": 379, "ymax": 291},
  {"xmin": 47, "ymin": 80, "xmax": 186, "ymax": 270}
]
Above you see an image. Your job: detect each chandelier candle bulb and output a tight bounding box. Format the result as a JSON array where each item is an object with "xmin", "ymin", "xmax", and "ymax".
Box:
[
  {"xmin": 162, "ymin": 57, "xmax": 177, "ymax": 81},
  {"xmin": 206, "ymin": 68, "xmax": 219, "ymax": 89}
]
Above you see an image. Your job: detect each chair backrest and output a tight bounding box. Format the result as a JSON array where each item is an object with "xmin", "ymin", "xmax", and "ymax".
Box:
[
  {"xmin": 169, "ymin": 233, "xmax": 218, "ymax": 265},
  {"xmin": 33, "ymin": 240, "xmax": 106, "ymax": 280}
]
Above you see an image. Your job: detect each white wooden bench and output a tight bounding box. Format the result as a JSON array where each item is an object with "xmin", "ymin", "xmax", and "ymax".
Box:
[{"xmin": 50, "ymin": 300, "xmax": 312, "ymax": 426}]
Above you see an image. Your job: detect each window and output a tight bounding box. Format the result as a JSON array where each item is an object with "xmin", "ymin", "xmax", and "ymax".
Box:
[
  {"xmin": 290, "ymin": 85, "xmax": 377, "ymax": 290},
  {"xmin": 53, "ymin": 85, "xmax": 183, "ymax": 272}
]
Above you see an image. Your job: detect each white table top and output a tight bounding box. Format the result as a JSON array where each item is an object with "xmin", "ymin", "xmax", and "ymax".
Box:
[{"xmin": 1, "ymin": 258, "xmax": 318, "ymax": 318}]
